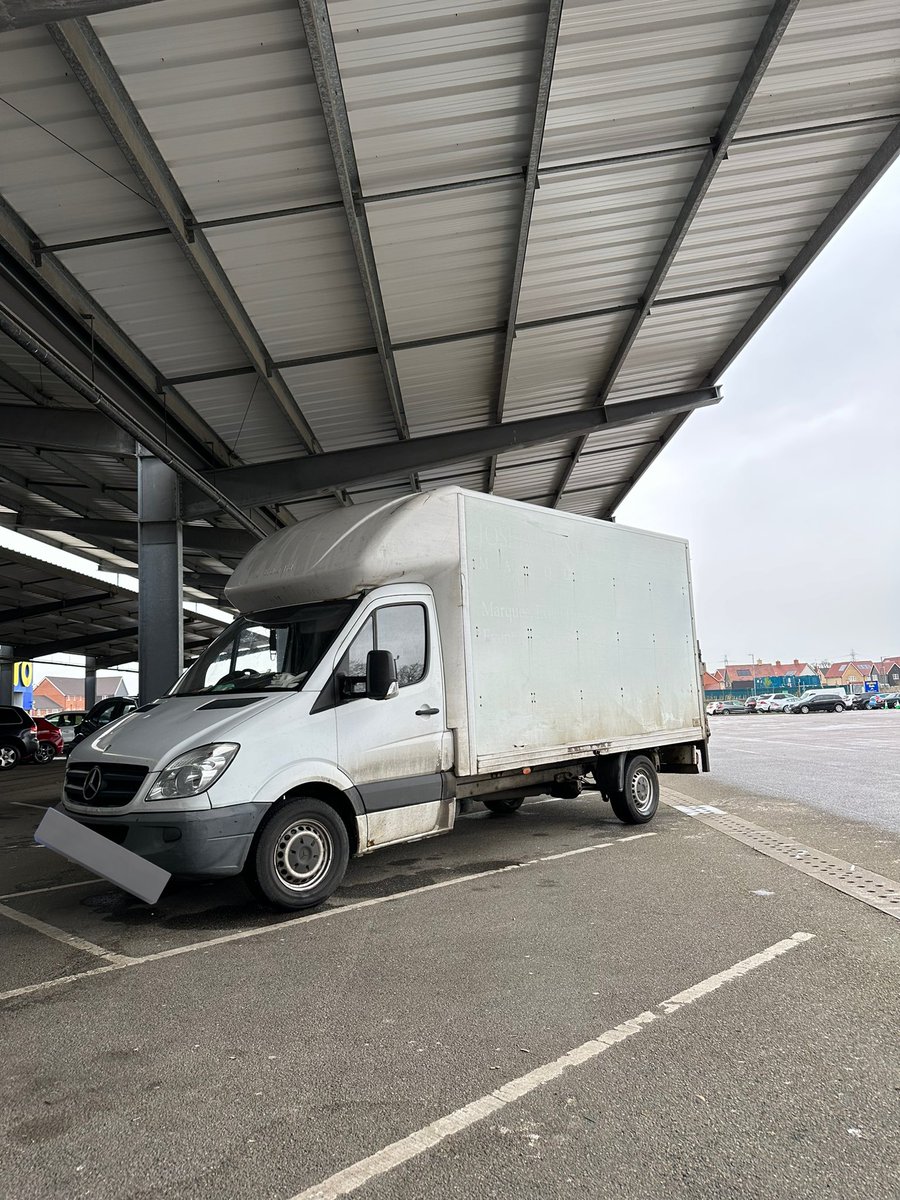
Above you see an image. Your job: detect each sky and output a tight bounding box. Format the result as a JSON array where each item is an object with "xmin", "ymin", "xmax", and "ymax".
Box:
[{"xmin": 618, "ymin": 158, "xmax": 900, "ymax": 670}]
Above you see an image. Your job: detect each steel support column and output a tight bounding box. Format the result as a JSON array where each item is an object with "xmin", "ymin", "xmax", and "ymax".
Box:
[
  {"xmin": 84, "ymin": 656, "xmax": 97, "ymax": 709},
  {"xmin": 0, "ymin": 644, "xmax": 14, "ymax": 706},
  {"xmin": 137, "ymin": 452, "xmax": 183, "ymax": 703}
]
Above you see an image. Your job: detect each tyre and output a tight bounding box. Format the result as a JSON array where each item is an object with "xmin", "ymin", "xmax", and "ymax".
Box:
[
  {"xmin": 483, "ymin": 797, "xmax": 524, "ymax": 815},
  {"xmin": 0, "ymin": 742, "xmax": 21, "ymax": 770},
  {"xmin": 799, "ymin": 705, "xmax": 810, "ymax": 714},
  {"xmin": 833, "ymin": 703, "xmax": 844, "ymax": 713},
  {"xmin": 34, "ymin": 743, "xmax": 56, "ymax": 764},
  {"xmin": 609, "ymin": 755, "xmax": 659, "ymax": 824},
  {"xmin": 244, "ymin": 796, "xmax": 350, "ymax": 910}
]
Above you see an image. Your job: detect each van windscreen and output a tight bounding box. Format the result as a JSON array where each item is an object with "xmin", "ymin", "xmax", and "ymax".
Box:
[{"xmin": 174, "ymin": 600, "xmax": 358, "ymax": 695}]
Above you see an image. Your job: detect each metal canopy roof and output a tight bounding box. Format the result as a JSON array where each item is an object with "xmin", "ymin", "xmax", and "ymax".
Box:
[
  {"xmin": 0, "ymin": 540, "xmax": 225, "ymax": 665},
  {"xmin": 1, "ymin": 0, "xmax": 898, "ymax": 574}
]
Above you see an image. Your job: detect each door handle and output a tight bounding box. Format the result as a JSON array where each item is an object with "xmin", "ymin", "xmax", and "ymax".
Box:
[{"xmin": 416, "ymin": 705, "xmax": 440, "ymax": 717}]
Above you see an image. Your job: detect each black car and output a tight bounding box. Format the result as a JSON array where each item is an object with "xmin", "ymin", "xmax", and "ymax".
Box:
[
  {"xmin": 789, "ymin": 691, "xmax": 847, "ymax": 714},
  {"xmin": 850, "ymin": 692, "xmax": 879, "ymax": 710},
  {"xmin": 0, "ymin": 705, "xmax": 40, "ymax": 770},
  {"xmin": 66, "ymin": 696, "xmax": 138, "ymax": 755}
]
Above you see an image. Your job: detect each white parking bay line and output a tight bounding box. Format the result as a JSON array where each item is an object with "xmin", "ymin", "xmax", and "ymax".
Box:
[
  {"xmin": 0, "ymin": 879, "xmax": 98, "ymax": 901},
  {"xmin": 0, "ymin": 902, "xmax": 132, "ymax": 966},
  {"xmin": 288, "ymin": 933, "xmax": 815, "ymax": 1200},
  {"xmin": 0, "ymin": 832, "xmax": 656, "ymax": 1004}
]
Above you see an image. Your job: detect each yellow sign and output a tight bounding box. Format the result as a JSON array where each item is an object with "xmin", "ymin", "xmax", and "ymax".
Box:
[{"xmin": 13, "ymin": 661, "xmax": 33, "ymax": 688}]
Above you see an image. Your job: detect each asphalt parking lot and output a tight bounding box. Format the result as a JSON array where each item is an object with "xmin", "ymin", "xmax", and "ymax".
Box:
[{"xmin": 1, "ymin": 714, "xmax": 898, "ymax": 1200}]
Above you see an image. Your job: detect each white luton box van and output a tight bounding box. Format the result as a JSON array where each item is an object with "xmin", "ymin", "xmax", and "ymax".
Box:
[{"xmin": 62, "ymin": 488, "xmax": 708, "ymax": 908}]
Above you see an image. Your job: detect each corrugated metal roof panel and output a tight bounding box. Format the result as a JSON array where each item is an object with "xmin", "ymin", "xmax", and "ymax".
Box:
[
  {"xmin": 280, "ymin": 356, "xmax": 396, "ymax": 452},
  {"xmin": 0, "ymin": 333, "xmax": 91, "ymax": 408},
  {"xmin": 557, "ymin": 486, "xmax": 619, "ymax": 516},
  {"xmin": 502, "ymin": 310, "xmax": 632, "ymax": 421},
  {"xmin": 330, "ymin": 0, "xmax": 547, "ymax": 193},
  {"xmin": 496, "ymin": 438, "xmax": 575, "ymax": 469},
  {"xmin": 740, "ymin": 0, "xmax": 900, "ymax": 135},
  {"xmin": 92, "ymin": 0, "xmax": 341, "ymax": 219},
  {"xmin": 493, "ymin": 458, "xmax": 564, "ymax": 500},
  {"xmin": 205, "ymin": 211, "xmax": 374, "ymax": 359},
  {"xmin": 178, "ymin": 375, "xmax": 309, "ymax": 464},
  {"xmin": 662, "ymin": 122, "xmax": 894, "ymax": 296},
  {"xmin": 608, "ymin": 290, "xmax": 763, "ymax": 403},
  {"xmin": 282, "ymin": 496, "xmax": 344, "ymax": 523},
  {"xmin": 55, "ymin": 238, "xmax": 247, "ymax": 377},
  {"xmin": 542, "ymin": 0, "xmax": 770, "ymax": 167},
  {"xmin": 417, "ymin": 459, "xmax": 488, "ymax": 487},
  {"xmin": 578, "ymin": 416, "xmax": 671, "ymax": 456},
  {"xmin": 0, "ymin": 27, "xmax": 157, "ymax": 244},
  {"xmin": 396, "ymin": 334, "xmax": 501, "ymax": 437},
  {"xmin": 347, "ymin": 481, "xmax": 414, "ymax": 505},
  {"xmin": 564, "ymin": 444, "xmax": 653, "ymax": 490},
  {"xmin": 367, "ymin": 180, "xmax": 521, "ymax": 341},
  {"xmin": 519, "ymin": 151, "xmax": 705, "ymax": 320}
]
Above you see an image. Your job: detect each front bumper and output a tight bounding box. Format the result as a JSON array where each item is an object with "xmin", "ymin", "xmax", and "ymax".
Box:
[{"xmin": 58, "ymin": 802, "xmax": 265, "ymax": 877}]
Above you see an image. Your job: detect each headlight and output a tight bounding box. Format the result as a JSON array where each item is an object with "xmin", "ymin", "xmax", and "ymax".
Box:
[{"xmin": 148, "ymin": 743, "xmax": 239, "ymax": 800}]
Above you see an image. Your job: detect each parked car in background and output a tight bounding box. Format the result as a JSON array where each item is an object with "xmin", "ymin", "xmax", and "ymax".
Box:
[
  {"xmin": 31, "ymin": 717, "xmax": 65, "ymax": 764},
  {"xmin": 709, "ymin": 700, "xmax": 748, "ymax": 715},
  {"xmin": 761, "ymin": 695, "xmax": 796, "ymax": 712},
  {"xmin": 0, "ymin": 705, "xmax": 40, "ymax": 770},
  {"xmin": 877, "ymin": 692, "xmax": 900, "ymax": 710},
  {"xmin": 755, "ymin": 692, "xmax": 791, "ymax": 712},
  {"xmin": 849, "ymin": 692, "xmax": 879, "ymax": 710},
  {"xmin": 787, "ymin": 690, "xmax": 848, "ymax": 714},
  {"xmin": 42, "ymin": 710, "xmax": 87, "ymax": 745},
  {"xmin": 66, "ymin": 696, "xmax": 138, "ymax": 755}
]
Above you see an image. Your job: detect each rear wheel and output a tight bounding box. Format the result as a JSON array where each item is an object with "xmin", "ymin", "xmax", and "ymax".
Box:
[
  {"xmin": 0, "ymin": 743, "xmax": 20, "ymax": 770},
  {"xmin": 833, "ymin": 703, "xmax": 844, "ymax": 713},
  {"xmin": 609, "ymin": 755, "xmax": 659, "ymax": 824},
  {"xmin": 34, "ymin": 742, "xmax": 56, "ymax": 764},
  {"xmin": 244, "ymin": 796, "xmax": 350, "ymax": 910},
  {"xmin": 483, "ymin": 797, "xmax": 524, "ymax": 815}
]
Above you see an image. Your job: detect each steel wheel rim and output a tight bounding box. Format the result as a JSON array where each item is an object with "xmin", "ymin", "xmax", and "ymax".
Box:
[
  {"xmin": 630, "ymin": 769, "xmax": 655, "ymax": 815},
  {"xmin": 36, "ymin": 745, "xmax": 54, "ymax": 762},
  {"xmin": 0, "ymin": 746, "xmax": 16, "ymax": 768},
  {"xmin": 273, "ymin": 819, "xmax": 333, "ymax": 892}
]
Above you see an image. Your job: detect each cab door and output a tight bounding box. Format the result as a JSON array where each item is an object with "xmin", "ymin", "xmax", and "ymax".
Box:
[{"xmin": 334, "ymin": 594, "xmax": 450, "ymax": 844}]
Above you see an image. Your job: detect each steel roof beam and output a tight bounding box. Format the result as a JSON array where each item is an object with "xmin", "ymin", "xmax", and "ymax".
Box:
[
  {"xmin": 49, "ymin": 20, "xmax": 323, "ymax": 458},
  {"xmin": 15, "ymin": 516, "xmax": 257, "ymax": 556},
  {"xmin": 296, "ymin": 0, "xmax": 409, "ymax": 445},
  {"xmin": 489, "ymin": 0, "xmax": 564, "ymax": 493},
  {"xmin": 0, "ymin": 591, "xmax": 115, "ymax": 625},
  {"xmin": 0, "ymin": 403, "xmax": 132, "ymax": 454},
  {"xmin": 183, "ymin": 387, "xmax": 721, "ymax": 515},
  {"xmin": 0, "ymin": 1, "xmax": 163, "ymax": 32},
  {"xmin": 26, "ymin": 624, "xmax": 140, "ymax": 658},
  {"xmin": 551, "ymin": 0, "xmax": 800, "ymax": 508}
]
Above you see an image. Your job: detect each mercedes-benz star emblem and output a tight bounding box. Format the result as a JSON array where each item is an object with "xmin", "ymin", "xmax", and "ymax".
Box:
[{"xmin": 82, "ymin": 766, "xmax": 103, "ymax": 802}]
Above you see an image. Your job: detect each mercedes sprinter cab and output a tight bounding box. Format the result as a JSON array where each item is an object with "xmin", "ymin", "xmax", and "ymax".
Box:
[{"xmin": 61, "ymin": 489, "xmax": 708, "ymax": 909}]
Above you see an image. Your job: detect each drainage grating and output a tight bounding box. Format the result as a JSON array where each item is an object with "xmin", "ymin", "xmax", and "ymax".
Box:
[{"xmin": 662, "ymin": 788, "xmax": 900, "ymax": 921}]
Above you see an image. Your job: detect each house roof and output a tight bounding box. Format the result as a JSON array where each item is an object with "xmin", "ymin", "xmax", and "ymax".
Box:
[
  {"xmin": 722, "ymin": 662, "xmax": 816, "ymax": 681},
  {"xmin": 36, "ymin": 673, "xmax": 128, "ymax": 699},
  {"xmin": 823, "ymin": 661, "xmax": 875, "ymax": 678}
]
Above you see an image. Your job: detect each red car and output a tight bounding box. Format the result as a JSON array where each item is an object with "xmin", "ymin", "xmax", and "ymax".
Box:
[{"xmin": 31, "ymin": 717, "xmax": 65, "ymax": 764}]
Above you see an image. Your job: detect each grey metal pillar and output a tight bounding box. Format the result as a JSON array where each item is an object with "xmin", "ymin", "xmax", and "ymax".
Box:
[
  {"xmin": 0, "ymin": 644, "xmax": 14, "ymax": 705},
  {"xmin": 84, "ymin": 656, "xmax": 97, "ymax": 709},
  {"xmin": 137, "ymin": 450, "xmax": 183, "ymax": 703}
]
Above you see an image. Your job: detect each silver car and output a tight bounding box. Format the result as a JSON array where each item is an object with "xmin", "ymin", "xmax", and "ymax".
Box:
[{"xmin": 42, "ymin": 710, "xmax": 87, "ymax": 745}]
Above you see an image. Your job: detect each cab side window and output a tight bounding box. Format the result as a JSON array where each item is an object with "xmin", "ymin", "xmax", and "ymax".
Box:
[{"xmin": 336, "ymin": 605, "xmax": 427, "ymax": 702}]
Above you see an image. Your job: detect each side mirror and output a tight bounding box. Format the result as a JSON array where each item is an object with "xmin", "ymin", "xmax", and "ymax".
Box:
[{"xmin": 366, "ymin": 649, "xmax": 398, "ymax": 700}]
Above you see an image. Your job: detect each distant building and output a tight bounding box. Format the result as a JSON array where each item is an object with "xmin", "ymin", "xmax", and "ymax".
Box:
[
  {"xmin": 875, "ymin": 658, "xmax": 900, "ymax": 690},
  {"xmin": 819, "ymin": 662, "xmax": 878, "ymax": 694},
  {"xmin": 702, "ymin": 660, "xmax": 818, "ymax": 699},
  {"xmin": 32, "ymin": 674, "xmax": 130, "ymax": 716}
]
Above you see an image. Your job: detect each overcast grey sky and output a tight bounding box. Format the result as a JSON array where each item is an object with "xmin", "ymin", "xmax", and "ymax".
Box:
[{"xmin": 619, "ymin": 159, "xmax": 900, "ymax": 669}]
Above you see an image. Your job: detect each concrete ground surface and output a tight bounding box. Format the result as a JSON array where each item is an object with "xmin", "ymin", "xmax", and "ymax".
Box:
[{"xmin": 0, "ymin": 713, "xmax": 898, "ymax": 1200}]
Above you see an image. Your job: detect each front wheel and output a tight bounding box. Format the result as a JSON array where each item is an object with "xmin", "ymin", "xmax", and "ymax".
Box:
[
  {"xmin": 833, "ymin": 703, "xmax": 844, "ymax": 713},
  {"xmin": 244, "ymin": 796, "xmax": 350, "ymax": 910},
  {"xmin": 483, "ymin": 797, "xmax": 524, "ymax": 815},
  {"xmin": 0, "ymin": 743, "xmax": 21, "ymax": 770},
  {"xmin": 609, "ymin": 755, "xmax": 659, "ymax": 824},
  {"xmin": 799, "ymin": 704, "xmax": 810, "ymax": 714}
]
